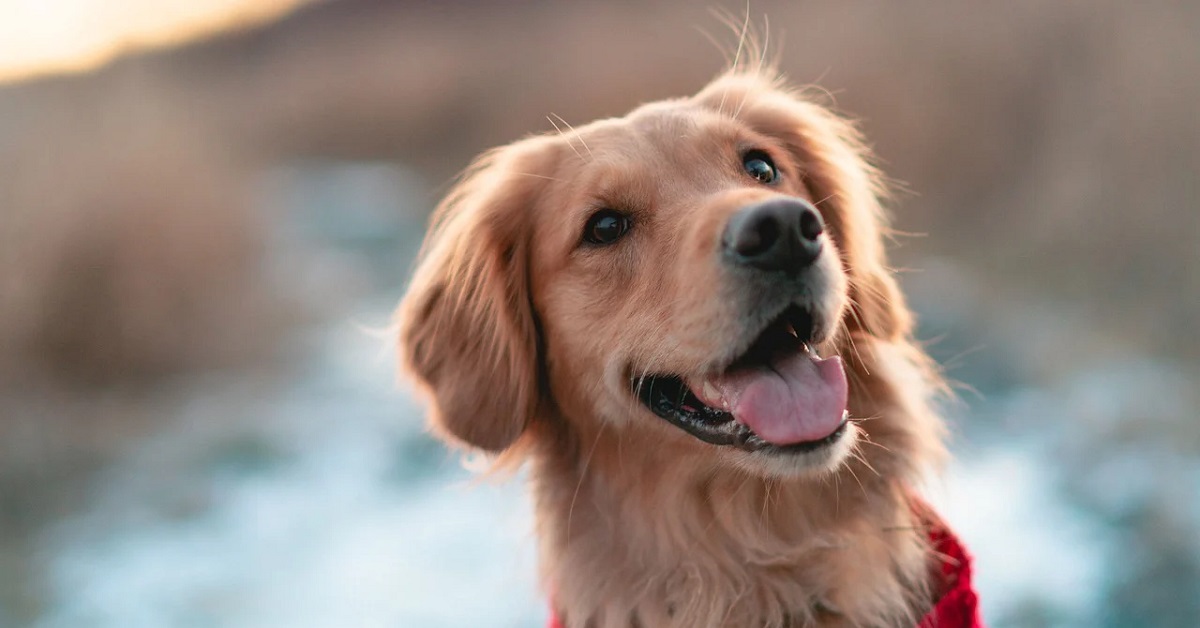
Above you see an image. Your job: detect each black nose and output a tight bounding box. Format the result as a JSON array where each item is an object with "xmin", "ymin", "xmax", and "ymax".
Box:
[{"xmin": 723, "ymin": 198, "xmax": 825, "ymax": 273}]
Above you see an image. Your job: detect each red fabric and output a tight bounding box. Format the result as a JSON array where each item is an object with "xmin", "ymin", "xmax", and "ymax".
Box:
[
  {"xmin": 915, "ymin": 506, "xmax": 984, "ymax": 628},
  {"xmin": 546, "ymin": 505, "xmax": 982, "ymax": 628}
]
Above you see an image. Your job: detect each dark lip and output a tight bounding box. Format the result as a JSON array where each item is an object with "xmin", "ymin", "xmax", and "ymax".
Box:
[{"xmin": 629, "ymin": 305, "xmax": 846, "ymax": 454}]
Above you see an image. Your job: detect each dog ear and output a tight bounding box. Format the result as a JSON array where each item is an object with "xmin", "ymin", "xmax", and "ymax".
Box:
[
  {"xmin": 396, "ymin": 141, "xmax": 549, "ymax": 452},
  {"xmin": 696, "ymin": 73, "xmax": 912, "ymax": 340}
]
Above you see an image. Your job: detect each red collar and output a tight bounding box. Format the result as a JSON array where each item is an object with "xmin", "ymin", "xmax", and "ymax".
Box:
[
  {"xmin": 547, "ymin": 502, "xmax": 982, "ymax": 628},
  {"xmin": 914, "ymin": 499, "xmax": 984, "ymax": 627}
]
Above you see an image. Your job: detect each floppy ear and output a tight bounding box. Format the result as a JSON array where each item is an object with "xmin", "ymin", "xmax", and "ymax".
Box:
[
  {"xmin": 696, "ymin": 73, "xmax": 912, "ymax": 340},
  {"xmin": 396, "ymin": 142, "xmax": 548, "ymax": 452}
]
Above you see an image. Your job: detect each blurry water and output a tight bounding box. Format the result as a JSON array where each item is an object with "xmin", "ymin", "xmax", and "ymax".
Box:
[
  {"xmin": 913, "ymin": 262, "xmax": 1200, "ymax": 627},
  {"xmin": 25, "ymin": 163, "xmax": 1200, "ymax": 627},
  {"xmin": 28, "ymin": 162, "xmax": 545, "ymax": 628},
  {"xmin": 34, "ymin": 304, "xmax": 544, "ymax": 628}
]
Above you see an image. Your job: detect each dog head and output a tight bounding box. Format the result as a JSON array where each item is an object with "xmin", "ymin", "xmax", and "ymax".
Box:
[{"xmin": 397, "ymin": 72, "xmax": 912, "ymax": 478}]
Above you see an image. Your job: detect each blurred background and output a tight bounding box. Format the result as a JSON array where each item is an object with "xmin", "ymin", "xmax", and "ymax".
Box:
[{"xmin": 1, "ymin": 1, "xmax": 1197, "ymax": 626}]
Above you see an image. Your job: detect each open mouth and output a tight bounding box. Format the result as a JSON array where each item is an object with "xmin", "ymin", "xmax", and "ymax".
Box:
[{"xmin": 631, "ymin": 305, "xmax": 849, "ymax": 454}]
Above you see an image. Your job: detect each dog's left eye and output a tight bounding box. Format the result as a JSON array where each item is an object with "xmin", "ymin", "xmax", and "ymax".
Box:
[
  {"xmin": 742, "ymin": 150, "xmax": 778, "ymax": 184},
  {"xmin": 583, "ymin": 209, "xmax": 631, "ymax": 245}
]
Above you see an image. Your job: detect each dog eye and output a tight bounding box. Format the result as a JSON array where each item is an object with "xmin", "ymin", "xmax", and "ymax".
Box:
[
  {"xmin": 742, "ymin": 150, "xmax": 778, "ymax": 184},
  {"xmin": 583, "ymin": 209, "xmax": 631, "ymax": 245}
]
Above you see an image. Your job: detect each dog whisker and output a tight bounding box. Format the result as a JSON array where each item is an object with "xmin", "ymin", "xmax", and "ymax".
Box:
[
  {"xmin": 881, "ymin": 524, "xmax": 932, "ymax": 533},
  {"xmin": 760, "ymin": 479, "xmax": 780, "ymax": 529},
  {"xmin": 731, "ymin": 14, "xmax": 771, "ymax": 120},
  {"xmin": 842, "ymin": 458, "xmax": 868, "ymax": 498},
  {"xmin": 848, "ymin": 446, "xmax": 881, "ymax": 479},
  {"xmin": 838, "ymin": 316, "xmax": 869, "ymax": 376},
  {"xmin": 819, "ymin": 468, "xmax": 843, "ymax": 518},
  {"xmin": 546, "ymin": 114, "xmax": 587, "ymax": 162},
  {"xmin": 852, "ymin": 275, "xmax": 897, "ymax": 305},
  {"xmin": 811, "ymin": 191, "xmax": 839, "ymax": 208},
  {"xmin": 549, "ymin": 112, "xmax": 593, "ymax": 160},
  {"xmin": 512, "ymin": 171, "xmax": 564, "ymax": 182},
  {"xmin": 855, "ymin": 433, "xmax": 896, "ymax": 471},
  {"xmin": 756, "ymin": 14, "xmax": 771, "ymax": 76},
  {"xmin": 797, "ymin": 67, "xmax": 837, "ymax": 105},
  {"xmin": 566, "ymin": 422, "xmax": 606, "ymax": 547},
  {"xmin": 720, "ymin": 7, "xmax": 751, "ymax": 115}
]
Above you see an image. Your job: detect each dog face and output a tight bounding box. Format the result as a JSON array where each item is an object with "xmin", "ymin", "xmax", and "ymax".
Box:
[{"xmin": 398, "ymin": 73, "xmax": 909, "ymax": 478}]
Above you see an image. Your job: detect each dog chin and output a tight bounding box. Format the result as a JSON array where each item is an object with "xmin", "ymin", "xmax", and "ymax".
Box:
[{"xmin": 724, "ymin": 422, "xmax": 859, "ymax": 479}]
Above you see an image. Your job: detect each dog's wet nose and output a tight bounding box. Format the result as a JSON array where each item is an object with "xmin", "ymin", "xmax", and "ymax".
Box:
[{"xmin": 723, "ymin": 198, "xmax": 825, "ymax": 273}]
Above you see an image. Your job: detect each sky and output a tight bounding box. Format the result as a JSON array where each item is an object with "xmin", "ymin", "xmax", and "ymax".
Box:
[{"xmin": 0, "ymin": 0, "xmax": 307, "ymax": 82}]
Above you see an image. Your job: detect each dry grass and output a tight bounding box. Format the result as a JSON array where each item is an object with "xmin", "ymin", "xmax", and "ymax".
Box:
[{"xmin": 0, "ymin": 79, "xmax": 281, "ymax": 386}]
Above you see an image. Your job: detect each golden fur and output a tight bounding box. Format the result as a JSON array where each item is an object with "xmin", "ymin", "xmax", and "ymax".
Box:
[{"xmin": 396, "ymin": 69, "xmax": 948, "ymax": 627}]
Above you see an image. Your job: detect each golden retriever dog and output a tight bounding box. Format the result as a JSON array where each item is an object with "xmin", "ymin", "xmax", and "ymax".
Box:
[{"xmin": 396, "ymin": 66, "xmax": 952, "ymax": 627}]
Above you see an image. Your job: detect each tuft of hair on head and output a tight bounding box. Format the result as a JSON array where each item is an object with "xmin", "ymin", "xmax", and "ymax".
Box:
[{"xmin": 698, "ymin": 6, "xmax": 785, "ymax": 82}]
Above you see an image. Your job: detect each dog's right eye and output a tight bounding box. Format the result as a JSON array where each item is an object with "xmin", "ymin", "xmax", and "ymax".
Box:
[
  {"xmin": 583, "ymin": 209, "xmax": 631, "ymax": 246},
  {"xmin": 742, "ymin": 150, "xmax": 779, "ymax": 184}
]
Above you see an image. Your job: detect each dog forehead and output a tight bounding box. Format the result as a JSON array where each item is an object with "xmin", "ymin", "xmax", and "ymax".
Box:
[{"xmin": 573, "ymin": 103, "xmax": 744, "ymax": 164}]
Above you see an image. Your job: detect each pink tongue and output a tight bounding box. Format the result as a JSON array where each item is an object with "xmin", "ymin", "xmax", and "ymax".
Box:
[{"xmin": 693, "ymin": 352, "xmax": 848, "ymax": 445}]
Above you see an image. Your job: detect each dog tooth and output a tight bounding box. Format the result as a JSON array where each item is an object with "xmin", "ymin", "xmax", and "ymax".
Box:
[{"xmin": 700, "ymin": 380, "xmax": 724, "ymax": 408}]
